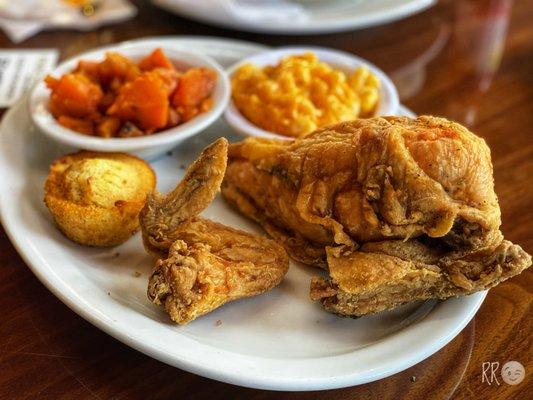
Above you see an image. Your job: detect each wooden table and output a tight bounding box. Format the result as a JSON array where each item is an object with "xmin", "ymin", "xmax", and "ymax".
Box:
[{"xmin": 0, "ymin": 0, "xmax": 531, "ymax": 398}]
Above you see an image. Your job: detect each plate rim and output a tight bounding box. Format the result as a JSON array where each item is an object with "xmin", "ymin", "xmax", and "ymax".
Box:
[{"xmin": 0, "ymin": 36, "xmax": 486, "ymax": 391}]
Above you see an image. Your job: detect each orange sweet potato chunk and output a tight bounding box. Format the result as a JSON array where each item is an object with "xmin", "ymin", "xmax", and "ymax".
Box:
[
  {"xmin": 149, "ymin": 68, "xmax": 180, "ymax": 96},
  {"xmin": 74, "ymin": 60, "xmax": 101, "ymax": 83},
  {"xmin": 172, "ymin": 67, "xmax": 217, "ymax": 107},
  {"xmin": 57, "ymin": 115, "xmax": 94, "ymax": 135},
  {"xmin": 178, "ymin": 106, "xmax": 200, "ymax": 123},
  {"xmin": 138, "ymin": 48, "xmax": 175, "ymax": 71},
  {"xmin": 46, "ymin": 73, "xmax": 103, "ymax": 118},
  {"xmin": 107, "ymin": 74, "xmax": 169, "ymax": 130},
  {"xmin": 99, "ymin": 52, "xmax": 140, "ymax": 85},
  {"xmin": 96, "ymin": 116, "xmax": 121, "ymax": 138},
  {"xmin": 44, "ymin": 75, "xmax": 59, "ymax": 91}
]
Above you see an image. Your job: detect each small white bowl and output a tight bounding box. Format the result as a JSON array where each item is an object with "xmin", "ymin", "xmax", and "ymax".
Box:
[
  {"xmin": 224, "ymin": 46, "xmax": 399, "ymax": 140},
  {"xmin": 30, "ymin": 44, "xmax": 230, "ymax": 160}
]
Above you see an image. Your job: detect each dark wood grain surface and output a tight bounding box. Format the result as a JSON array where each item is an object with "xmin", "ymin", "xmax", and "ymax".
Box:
[{"xmin": 0, "ymin": 0, "xmax": 531, "ymax": 399}]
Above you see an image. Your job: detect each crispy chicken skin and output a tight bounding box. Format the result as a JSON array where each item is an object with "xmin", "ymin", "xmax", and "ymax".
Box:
[
  {"xmin": 222, "ymin": 116, "xmax": 531, "ymax": 316},
  {"xmin": 141, "ymin": 137, "xmax": 228, "ymax": 259},
  {"xmin": 140, "ymin": 138, "xmax": 289, "ymax": 324},
  {"xmin": 310, "ymin": 239, "xmax": 531, "ymax": 317},
  {"xmin": 223, "ymin": 116, "xmax": 502, "ymax": 262}
]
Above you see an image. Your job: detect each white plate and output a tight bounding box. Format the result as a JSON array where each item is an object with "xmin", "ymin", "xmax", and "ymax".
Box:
[
  {"xmin": 151, "ymin": 0, "xmax": 436, "ymax": 35},
  {"xmin": 0, "ymin": 37, "xmax": 486, "ymax": 391}
]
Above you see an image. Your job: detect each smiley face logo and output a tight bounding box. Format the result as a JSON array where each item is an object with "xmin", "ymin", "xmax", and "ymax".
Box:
[{"xmin": 501, "ymin": 361, "xmax": 525, "ymax": 385}]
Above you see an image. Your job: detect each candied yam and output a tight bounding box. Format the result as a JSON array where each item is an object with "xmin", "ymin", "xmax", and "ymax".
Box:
[
  {"xmin": 149, "ymin": 68, "xmax": 180, "ymax": 95},
  {"xmin": 96, "ymin": 116, "xmax": 121, "ymax": 138},
  {"xmin": 177, "ymin": 105, "xmax": 200, "ymax": 122},
  {"xmin": 48, "ymin": 97, "xmax": 63, "ymax": 118},
  {"xmin": 167, "ymin": 107, "xmax": 181, "ymax": 128},
  {"xmin": 46, "ymin": 50, "xmax": 219, "ymax": 137},
  {"xmin": 99, "ymin": 91, "xmax": 116, "ymax": 113},
  {"xmin": 48, "ymin": 73, "xmax": 103, "ymax": 118},
  {"xmin": 99, "ymin": 52, "xmax": 140, "ymax": 85},
  {"xmin": 57, "ymin": 115, "xmax": 94, "ymax": 135},
  {"xmin": 138, "ymin": 48, "xmax": 175, "ymax": 71},
  {"xmin": 44, "ymin": 75, "xmax": 59, "ymax": 91},
  {"xmin": 75, "ymin": 60, "xmax": 100, "ymax": 82},
  {"xmin": 200, "ymin": 97, "xmax": 214, "ymax": 113},
  {"xmin": 172, "ymin": 67, "xmax": 217, "ymax": 107},
  {"xmin": 109, "ymin": 77, "xmax": 123, "ymax": 93},
  {"xmin": 107, "ymin": 74, "xmax": 169, "ymax": 130}
]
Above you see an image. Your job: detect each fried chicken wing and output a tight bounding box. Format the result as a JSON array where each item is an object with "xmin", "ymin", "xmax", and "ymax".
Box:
[
  {"xmin": 148, "ymin": 223, "xmax": 289, "ymax": 324},
  {"xmin": 141, "ymin": 137, "xmax": 228, "ymax": 258},
  {"xmin": 140, "ymin": 138, "xmax": 289, "ymax": 324},
  {"xmin": 222, "ymin": 116, "xmax": 531, "ymax": 317}
]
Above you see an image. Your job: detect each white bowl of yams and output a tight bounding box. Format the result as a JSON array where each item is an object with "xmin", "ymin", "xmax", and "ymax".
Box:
[
  {"xmin": 225, "ymin": 46, "xmax": 399, "ymax": 140},
  {"xmin": 29, "ymin": 44, "xmax": 230, "ymax": 159}
]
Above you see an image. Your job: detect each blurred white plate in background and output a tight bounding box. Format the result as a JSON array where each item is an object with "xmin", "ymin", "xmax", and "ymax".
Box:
[{"xmin": 151, "ymin": 0, "xmax": 436, "ymax": 34}]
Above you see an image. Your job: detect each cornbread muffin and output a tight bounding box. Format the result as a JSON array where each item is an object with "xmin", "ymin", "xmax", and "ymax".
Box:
[{"xmin": 44, "ymin": 151, "xmax": 156, "ymax": 246}]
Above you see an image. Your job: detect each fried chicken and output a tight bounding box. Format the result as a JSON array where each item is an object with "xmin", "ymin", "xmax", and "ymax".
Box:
[
  {"xmin": 140, "ymin": 138, "xmax": 289, "ymax": 324},
  {"xmin": 310, "ymin": 239, "xmax": 531, "ymax": 317},
  {"xmin": 141, "ymin": 137, "xmax": 228, "ymax": 259},
  {"xmin": 222, "ymin": 116, "xmax": 532, "ymax": 317}
]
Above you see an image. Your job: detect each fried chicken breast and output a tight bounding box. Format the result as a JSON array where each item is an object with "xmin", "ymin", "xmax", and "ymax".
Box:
[
  {"xmin": 140, "ymin": 138, "xmax": 289, "ymax": 324},
  {"xmin": 222, "ymin": 116, "xmax": 531, "ymax": 317}
]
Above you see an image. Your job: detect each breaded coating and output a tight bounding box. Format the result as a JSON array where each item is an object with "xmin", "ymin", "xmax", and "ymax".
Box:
[
  {"xmin": 44, "ymin": 151, "xmax": 155, "ymax": 246},
  {"xmin": 222, "ymin": 116, "xmax": 531, "ymax": 317},
  {"xmin": 310, "ymin": 240, "xmax": 531, "ymax": 317},
  {"xmin": 148, "ymin": 222, "xmax": 288, "ymax": 324},
  {"xmin": 140, "ymin": 138, "xmax": 289, "ymax": 324},
  {"xmin": 223, "ymin": 117, "xmax": 503, "ymax": 262},
  {"xmin": 141, "ymin": 137, "xmax": 227, "ymax": 258}
]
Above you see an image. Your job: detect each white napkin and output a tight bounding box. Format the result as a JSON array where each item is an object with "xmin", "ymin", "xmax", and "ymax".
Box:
[
  {"xmin": 0, "ymin": 0, "xmax": 72, "ymax": 20},
  {"xmin": 0, "ymin": 17, "xmax": 42, "ymax": 43},
  {"xmin": 0, "ymin": 0, "xmax": 137, "ymax": 43}
]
